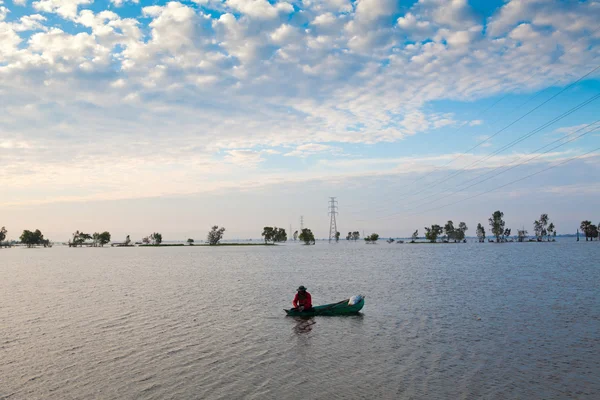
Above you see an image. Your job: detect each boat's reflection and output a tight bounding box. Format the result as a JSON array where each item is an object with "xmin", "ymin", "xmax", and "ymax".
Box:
[
  {"xmin": 291, "ymin": 313, "xmax": 364, "ymax": 335},
  {"xmin": 292, "ymin": 317, "xmax": 316, "ymax": 334}
]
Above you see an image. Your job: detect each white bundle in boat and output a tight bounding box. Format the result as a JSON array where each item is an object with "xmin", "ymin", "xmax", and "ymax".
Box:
[{"xmin": 348, "ymin": 295, "xmax": 363, "ymax": 305}]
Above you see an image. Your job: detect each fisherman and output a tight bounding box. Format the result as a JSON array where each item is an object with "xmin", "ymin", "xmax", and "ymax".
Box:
[{"xmin": 292, "ymin": 285, "xmax": 313, "ymax": 312}]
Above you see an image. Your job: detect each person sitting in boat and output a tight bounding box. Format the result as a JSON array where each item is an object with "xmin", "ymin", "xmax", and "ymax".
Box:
[{"xmin": 292, "ymin": 286, "xmax": 313, "ymax": 312}]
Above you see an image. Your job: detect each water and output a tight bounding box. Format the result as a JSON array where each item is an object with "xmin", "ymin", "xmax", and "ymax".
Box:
[{"xmin": 1, "ymin": 241, "xmax": 599, "ymax": 399}]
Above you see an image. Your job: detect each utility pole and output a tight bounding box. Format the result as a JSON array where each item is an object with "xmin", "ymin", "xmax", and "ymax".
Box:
[{"xmin": 328, "ymin": 197, "xmax": 338, "ymax": 243}]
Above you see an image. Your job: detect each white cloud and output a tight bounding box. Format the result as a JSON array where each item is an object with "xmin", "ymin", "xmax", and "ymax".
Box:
[
  {"xmin": 225, "ymin": 0, "xmax": 293, "ymax": 20},
  {"xmin": 33, "ymin": 0, "xmax": 92, "ymax": 20},
  {"xmin": 284, "ymin": 143, "xmax": 343, "ymax": 158},
  {"xmin": 1, "ymin": 0, "xmax": 600, "ymax": 208},
  {"xmin": 110, "ymin": 0, "xmax": 138, "ymax": 7}
]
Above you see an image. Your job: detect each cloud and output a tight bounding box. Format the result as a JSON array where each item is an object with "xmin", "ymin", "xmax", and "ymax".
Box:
[
  {"xmin": 284, "ymin": 143, "xmax": 343, "ymax": 158},
  {"xmin": 32, "ymin": 0, "xmax": 92, "ymax": 20},
  {"xmin": 1, "ymin": 0, "xmax": 600, "ymax": 207}
]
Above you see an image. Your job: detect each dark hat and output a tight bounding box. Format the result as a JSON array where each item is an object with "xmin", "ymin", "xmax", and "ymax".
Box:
[{"xmin": 297, "ymin": 285, "xmax": 307, "ymax": 291}]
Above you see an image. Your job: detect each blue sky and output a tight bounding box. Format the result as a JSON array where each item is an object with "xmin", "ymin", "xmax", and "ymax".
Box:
[{"xmin": 1, "ymin": 0, "xmax": 600, "ymax": 240}]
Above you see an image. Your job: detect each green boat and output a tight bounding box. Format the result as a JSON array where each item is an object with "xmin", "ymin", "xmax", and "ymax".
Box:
[{"xmin": 285, "ymin": 296, "xmax": 365, "ymax": 317}]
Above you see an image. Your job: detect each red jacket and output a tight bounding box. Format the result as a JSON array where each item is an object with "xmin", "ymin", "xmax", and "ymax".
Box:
[{"xmin": 293, "ymin": 292, "xmax": 312, "ymax": 308}]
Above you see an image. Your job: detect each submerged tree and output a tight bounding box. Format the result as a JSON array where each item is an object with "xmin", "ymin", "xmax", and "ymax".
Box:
[
  {"xmin": 424, "ymin": 225, "xmax": 443, "ymax": 243},
  {"xmin": 352, "ymin": 231, "xmax": 360, "ymax": 241},
  {"xmin": 71, "ymin": 231, "xmax": 92, "ymax": 247},
  {"xmin": 476, "ymin": 223, "xmax": 485, "ymax": 243},
  {"xmin": 91, "ymin": 231, "xmax": 111, "ymax": 247},
  {"xmin": 580, "ymin": 221, "xmax": 592, "ymax": 241},
  {"xmin": 262, "ymin": 227, "xmax": 275, "ymax": 243},
  {"xmin": 20, "ymin": 229, "xmax": 45, "ymax": 248},
  {"xmin": 411, "ymin": 229, "xmax": 418, "ymax": 243},
  {"xmin": 293, "ymin": 230, "xmax": 299, "ymax": 241},
  {"xmin": 150, "ymin": 232, "xmax": 163, "ymax": 245},
  {"xmin": 488, "ymin": 211, "xmax": 505, "ymax": 243},
  {"xmin": 0, "ymin": 226, "xmax": 7, "ymax": 244},
  {"xmin": 335, "ymin": 231, "xmax": 340, "ymax": 242},
  {"xmin": 444, "ymin": 221, "xmax": 455, "ymax": 242},
  {"xmin": 187, "ymin": 238, "xmax": 194, "ymax": 245},
  {"xmin": 207, "ymin": 226, "xmax": 225, "ymax": 245},
  {"xmin": 503, "ymin": 228, "xmax": 511, "ymax": 242},
  {"xmin": 262, "ymin": 227, "xmax": 287, "ymax": 243},
  {"xmin": 364, "ymin": 233, "xmax": 379, "ymax": 243},
  {"xmin": 299, "ymin": 228, "xmax": 315, "ymax": 245},
  {"xmin": 547, "ymin": 223, "xmax": 555, "ymax": 241},
  {"xmin": 346, "ymin": 232, "xmax": 352, "ymax": 240},
  {"xmin": 456, "ymin": 222, "xmax": 468, "ymax": 242},
  {"xmin": 534, "ymin": 214, "xmax": 550, "ymax": 241}
]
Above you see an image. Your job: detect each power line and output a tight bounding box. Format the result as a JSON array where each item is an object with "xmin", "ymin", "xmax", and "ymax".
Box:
[
  {"xmin": 346, "ymin": 31, "xmax": 600, "ymax": 210},
  {"xmin": 390, "ymin": 147, "xmax": 600, "ymax": 221},
  {"xmin": 393, "ymin": 64, "xmax": 600, "ymax": 201},
  {"xmin": 355, "ymin": 92, "xmax": 600, "ymax": 221},
  {"xmin": 396, "ymin": 121, "xmax": 600, "ymax": 214},
  {"xmin": 346, "ymin": 62, "xmax": 600, "ymax": 218}
]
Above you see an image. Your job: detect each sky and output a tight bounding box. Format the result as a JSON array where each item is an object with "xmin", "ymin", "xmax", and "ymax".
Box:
[{"xmin": 1, "ymin": 0, "xmax": 600, "ymax": 241}]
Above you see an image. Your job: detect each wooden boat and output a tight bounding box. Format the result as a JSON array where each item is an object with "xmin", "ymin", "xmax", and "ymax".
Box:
[{"xmin": 285, "ymin": 296, "xmax": 365, "ymax": 316}]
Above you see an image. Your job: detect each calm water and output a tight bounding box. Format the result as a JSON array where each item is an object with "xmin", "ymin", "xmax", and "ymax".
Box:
[{"xmin": 1, "ymin": 241, "xmax": 599, "ymax": 399}]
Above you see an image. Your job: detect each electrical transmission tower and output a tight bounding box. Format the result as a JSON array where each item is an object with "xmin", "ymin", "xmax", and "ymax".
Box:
[
  {"xmin": 300, "ymin": 216, "xmax": 304, "ymax": 231},
  {"xmin": 328, "ymin": 197, "xmax": 338, "ymax": 243}
]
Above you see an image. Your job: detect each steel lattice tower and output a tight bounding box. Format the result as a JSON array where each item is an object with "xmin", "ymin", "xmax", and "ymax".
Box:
[
  {"xmin": 300, "ymin": 216, "xmax": 304, "ymax": 231},
  {"xmin": 328, "ymin": 197, "xmax": 338, "ymax": 243}
]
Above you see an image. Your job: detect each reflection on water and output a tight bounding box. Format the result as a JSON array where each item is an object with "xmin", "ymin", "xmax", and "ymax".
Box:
[
  {"xmin": 1, "ymin": 241, "xmax": 599, "ymax": 399},
  {"xmin": 292, "ymin": 317, "xmax": 316, "ymax": 334}
]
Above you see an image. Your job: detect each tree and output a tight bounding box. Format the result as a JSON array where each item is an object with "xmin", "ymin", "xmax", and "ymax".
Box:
[
  {"xmin": 335, "ymin": 231, "xmax": 340, "ymax": 242},
  {"xmin": 99, "ymin": 232, "xmax": 111, "ymax": 246},
  {"xmin": 262, "ymin": 227, "xmax": 275, "ymax": 243},
  {"xmin": 585, "ymin": 224, "xmax": 599, "ymax": 241},
  {"xmin": 503, "ymin": 228, "xmax": 511, "ymax": 242},
  {"xmin": 424, "ymin": 224, "xmax": 443, "ymax": 243},
  {"xmin": 517, "ymin": 229, "xmax": 528, "ymax": 242},
  {"xmin": 187, "ymin": 238, "xmax": 194, "ymax": 245},
  {"xmin": 262, "ymin": 227, "xmax": 287, "ymax": 243},
  {"xmin": 476, "ymin": 223, "xmax": 486, "ymax": 243},
  {"xmin": 411, "ymin": 229, "xmax": 418, "ymax": 243},
  {"xmin": 20, "ymin": 229, "xmax": 45, "ymax": 248},
  {"xmin": 547, "ymin": 223, "xmax": 555, "ymax": 241},
  {"xmin": 539, "ymin": 214, "xmax": 549, "ymax": 241},
  {"xmin": 444, "ymin": 220, "xmax": 455, "ymax": 242},
  {"xmin": 533, "ymin": 220, "xmax": 542, "ymax": 241},
  {"xmin": 273, "ymin": 228, "xmax": 287, "ymax": 243},
  {"xmin": 92, "ymin": 232, "xmax": 100, "ymax": 247},
  {"xmin": 580, "ymin": 221, "xmax": 592, "ymax": 241},
  {"xmin": 488, "ymin": 211, "xmax": 505, "ymax": 243},
  {"xmin": 293, "ymin": 230, "xmax": 298, "ymax": 241},
  {"xmin": 364, "ymin": 233, "xmax": 379, "ymax": 243},
  {"xmin": 150, "ymin": 232, "xmax": 163, "ymax": 245},
  {"xmin": 0, "ymin": 226, "xmax": 6, "ymax": 244},
  {"xmin": 346, "ymin": 232, "xmax": 352, "ymax": 240},
  {"xmin": 71, "ymin": 231, "xmax": 91, "ymax": 247},
  {"xmin": 456, "ymin": 222, "xmax": 468, "ymax": 242},
  {"xmin": 124, "ymin": 235, "xmax": 131, "ymax": 246},
  {"xmin": 298, "ymin": 228, "xmax": 315, "ymax": 245},
  {"xmin": 534, "ymin": 214, "xmax": 549, "ymax": 241},
  {"xmin": 207, "ymin": 226, "xmax": 225, "ymax": 245},
  {"xmin": 142, "ymin": 236, "xmax": 150, "ymax": 244},
  {"xmin": 352, "ymin": 231, "xmax": 360, "ymax": 241}
]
